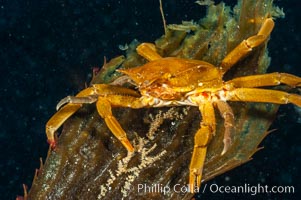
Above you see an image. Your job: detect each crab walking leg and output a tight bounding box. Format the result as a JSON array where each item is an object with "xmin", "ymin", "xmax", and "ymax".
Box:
[
  {"xmin": 136, "ymin": 43, "xmax": 162, "ymax": 61},
  {"xmin": 56, "ymin": 96, "xmax": 98, "ymax": 111},
  {"xmin": 189, "ymin": 102, "xmax": 216, "ymax": 192},
  {"xmin": 229, "ymin": 88, "xmax": 301, "ymax": 107},
  {"xmin": 95, "ymin": 95, "xmax": 149, "ymax": 152},
  {"xmin": 215, "ymin": 101, "xmax": 234, "ymax": 155},
  {"xmin": 46, "ymin": 87, "xmax": 99, "ymax": 148},
  {"xmin": 96, "ymin": 98, "xmax": 134, "ymax": 152},
  {"xmin": 226, "ymin": 72, "xmax": 301, "ymax": 88},
  {"xmin": 46, "ymin": 84, "xmax": 140, "ymax": 148},
  {"xmin": 94, "ymin": 94, "xmax": 152, "ymax": 152},
  {"xmin": 56, "ymin": 84, "xmax": 140, "ymax": 110},
  {"xmin": 220, "ymin": 18, "xmax": 274, "ymax": 73}
]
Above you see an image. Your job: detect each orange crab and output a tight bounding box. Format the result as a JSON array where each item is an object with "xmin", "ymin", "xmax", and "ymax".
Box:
[{"xmin": 46, "ymin": 18, "xmax": 301, "ymax": 192}]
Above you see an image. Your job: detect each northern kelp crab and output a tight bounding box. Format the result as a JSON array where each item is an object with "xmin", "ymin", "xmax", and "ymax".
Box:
[{"xmin": 46, "ymin": 17, "xmax": 300, "ymax": 192}]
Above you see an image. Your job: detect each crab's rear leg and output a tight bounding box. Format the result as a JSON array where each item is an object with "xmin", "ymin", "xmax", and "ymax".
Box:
[
  {"xmin": 189, "ymin": 102, "xmax": 216, "ymax": 192},
  {"xmin": 220, "ymin": 18, "xmax": 274, "ymax": 74}
]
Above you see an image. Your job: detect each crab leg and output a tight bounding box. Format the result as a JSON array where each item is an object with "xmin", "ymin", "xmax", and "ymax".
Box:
[
  {"xmin": 46, "ymin": 87, "xmax": 98, "ymax": 148},
  {"xmin": 220, "ymin": 18, "xmax": 274, "ymax": 73},
  {"xmin": 226, "ymin": 72, "xmax": 301, "ymax": 88},
  {"xmin": 46, "ymin": 84, "xmax": 140, "ymax": 149},
  {"xmin": 136, "ymin": 43, "xmax": 162, "ymax": 61},
  {"xmin": 56, "ymin": 96, "xmax": 98, "ymax": 111},
  {"xmin": 215, "ymin": 101, "xmax": 234, "ymax": 155},
  {"xmin": 96, "ymin": 97, "xmax": 135, "ymax": 152},
  {"xmin": 229, "ymin": 88, "xmax": 301, "ymax": 107},
  {"xmin": 95, "ymin": 94, "xmax": 149, "ymax": 152},
  {"xmin": 189, "ymin": 102, "xmax": 216, "ymax": 192}
]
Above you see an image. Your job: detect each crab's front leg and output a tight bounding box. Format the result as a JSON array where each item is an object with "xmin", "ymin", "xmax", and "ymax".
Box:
[
  {"xmin": 46, "ymin": 84, "xmax": 140, "ymax": 149},
  {"xmin": 96, "ymin": 97, "xmax": 137, "ymax": 152},
  {"xmin": 95, "ymin": 94, "xmax": 156, "ymax": 152},
  {"xmin": 189, "ymin": 102, "xmax": 216, "ymax": 192},
  {"xmin": 46, "ymin": 87, "xmax": 99, "ymax": 148}
]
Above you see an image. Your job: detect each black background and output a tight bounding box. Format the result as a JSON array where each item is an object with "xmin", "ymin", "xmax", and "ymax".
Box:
[{"xmin": 0, "ymin": 0, "xmax": 300, "ymax": 199}]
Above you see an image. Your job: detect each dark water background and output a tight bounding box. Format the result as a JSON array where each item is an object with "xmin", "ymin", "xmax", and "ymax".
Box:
[{"xmin": 0, "ymin": 0, "xmax": 300, "ymax": 199}]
